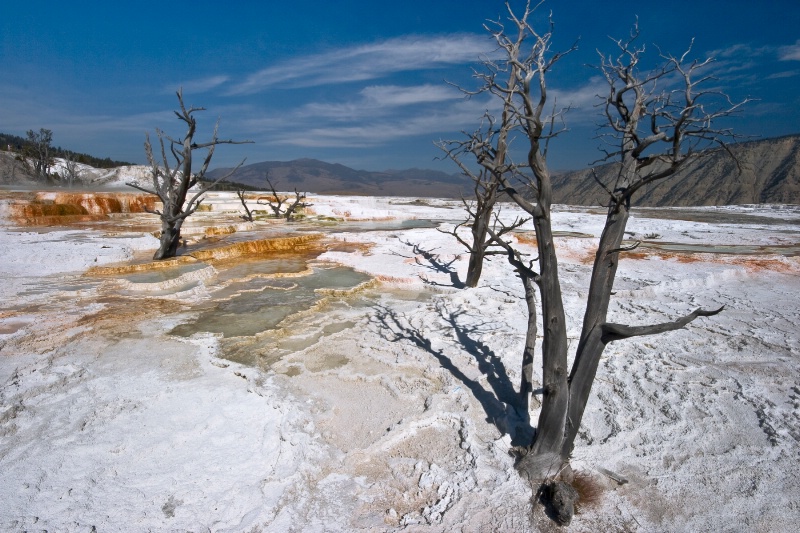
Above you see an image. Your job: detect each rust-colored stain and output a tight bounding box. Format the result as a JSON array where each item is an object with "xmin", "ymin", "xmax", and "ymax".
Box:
[
  {"xmin": 189, "ymin": 234, "xmax": 324, "ymax": 261},
  {"xmin": 204, "ymin": 225, "xmax": 238, "ymax": 237},
  {"xmin": 8, "ymin": 192, "xmax": 157, "ymax": 225},
  {"xmin": 10, "ymin": 201, "xmax": 107, "ymax": 225},
  {"xmin": 515, "ymin": 233, "xmax": 538, "ymax": 246},
  {"xmin": 40, "ymin": 192, "xmax": 157, "ymax": 214},
  {"xmin": 723, "ymin": 256, "xmax": 799, "ymax": 274},
  {"xmin": 325, "ymin": 241, "xmax": 373, "ymax": 254},
  {"xmin": 87, "ymin": 256, "xmax": 199, "ymax": 276},
  {"xmin": 256, "ymin": 195, "xmax": 281, "ymax": 204},
  {"xmin": 586, "ymin": 248, "xmax": 800, "ymax": 274}
]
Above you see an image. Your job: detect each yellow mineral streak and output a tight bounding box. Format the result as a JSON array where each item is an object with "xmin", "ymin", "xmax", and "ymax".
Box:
[
  {"xmin": 189, "ymin": 234, "xmax": 323, "ymax": 261},
  {"xmin": 204, "ymin": 225, "xmax": 238, "ymax": 237},
  {"xmin": 87, "ymin": 235, "xmax": 323, "ymax": 277},
  {"xmin": 87, "ymin": 256, "xmax": 199, "ymax": 276},
  {"xmin": 315, "ymin": 278, "xmax": 380, "ymax": 297}
]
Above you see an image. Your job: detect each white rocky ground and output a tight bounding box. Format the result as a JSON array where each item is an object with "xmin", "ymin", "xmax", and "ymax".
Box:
[{"xmin": 0, "ymin": 190, "xmax": 798, "ymax": 532}]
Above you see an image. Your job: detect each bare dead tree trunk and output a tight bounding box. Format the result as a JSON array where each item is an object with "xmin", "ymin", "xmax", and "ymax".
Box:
[
  {"xmin": 259, "ymin": 175, "xmax": 310, "ymax": 220},
  {"xmin": 436, "ymin": 13, "xmax": 536, "ymax": 289},
  {"xmin": 435, "ymin": 164, "xmax": 502, "ymax": 288},
  {"xmin": 465, "ymin": 245, "xmax": 486, "ymax": 287},
  {"xmin": 237, "ymin": 189, "xmax": 255, "ymax": 221},
  {"xmin": 259, "ymin": 175, "xmax": 287, "ymax": 218},
  {"xmin": 437, "ymin": 116, "xmax": 527, "ymax": 288},
  {"xmin": 62, "ymin": 152, "xmax": 81, "ymax": 188},
  {"xmin": 557, "ymin": 27, "xmax": 747, "ymax": 460},
  {"xmin": 283, "ymin": 189, "xmax": 311, "ymax": 220},
  {"xmin": 444, "ymin": 2, "xmax": 746, "ymax": 497},
  {"xmin": 519, "ymin": 275, "xmax": 537, "ymax": 417},
  {"xmin": 127, "ymin": 89, "xmax": 252, "ymax": 260},
  {"xmin": 25, "ymin": 128, "xmax": 53, "ymax": 182}
]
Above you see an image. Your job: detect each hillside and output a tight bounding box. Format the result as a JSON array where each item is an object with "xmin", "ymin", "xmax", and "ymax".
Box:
[
  {"xmin": 0, "ymin": 132, "xmax": 131, "ymax": 169},
  {"xmin": 210, "ymin": 136, "xmax": 800, "ymax": 205},
  {"xmin": 207, "ymin": 158, "xmax": 467, "ymax": 198},
  {"xmin": 4, "ymin": 135, "xmax": 799, "ymax": 205},
  {"xmin": 0, "ymin": 151, "xmax": 157, "ymax": 191},
  {"xmin": 551, "ymin": 134, "xmax": 800, "ymax": 207}
]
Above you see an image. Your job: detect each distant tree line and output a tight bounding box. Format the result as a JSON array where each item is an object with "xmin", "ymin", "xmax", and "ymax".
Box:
[
  {"xmin": 0, "ymin": 131, "xmax": 132, "ymax": 169},
  {"xmin": 197, "ymin": 177, "xmax": 258, "ymax": 191}
]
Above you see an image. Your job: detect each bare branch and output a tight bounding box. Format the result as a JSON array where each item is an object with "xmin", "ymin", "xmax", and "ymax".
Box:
[
  {"xmin": 605, "ymin": 241, "xmax": 640, "ymax": 256},
  {"xmin": 128, "ymin": 90, "xmax": 252, "ymax": 259},
  {"xmin": 237, "ymin": 189, "xmax": 255, "ymax": 222},
  {"xmin": 600, "ymin": 306, "xmax": 724, "ymax": 343},
  {"xmin": 125, "ymin": 182, "xmax": 158, "ymax": 196}
]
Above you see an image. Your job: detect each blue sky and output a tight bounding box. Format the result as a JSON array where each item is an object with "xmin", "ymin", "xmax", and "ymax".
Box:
[{"xmin": 2, "ymin": 0, "xmax": 799, "ymax": 172}]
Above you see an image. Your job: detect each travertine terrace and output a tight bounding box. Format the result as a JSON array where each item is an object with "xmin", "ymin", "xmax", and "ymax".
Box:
[{"xmin": 1, "ymin": 190, "xmax": 799, "ymax": 531}]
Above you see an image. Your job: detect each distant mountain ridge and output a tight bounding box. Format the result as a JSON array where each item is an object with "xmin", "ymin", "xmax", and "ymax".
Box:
[
  {"xmin": 551, "ymin": 134, "xmax": 800, "ymax": 207},
  {"xmin": 209, "ymin": 135, "xmax": 800, "ymax": 206},
  {"xmin": 207, "ymin": 158, "xmax": 466, "ymax": 198},
  {"xmin": 3, "ymin": 134, "xmax": 798, "ymax": 206}
]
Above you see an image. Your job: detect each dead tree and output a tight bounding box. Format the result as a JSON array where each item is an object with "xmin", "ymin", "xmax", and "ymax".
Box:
[
  {"xmin": 441, "ymin": 1, "xmax": 573, "ymax": 423},
  {"xmin": 284, "ymin": 189, "xmax": 311, "ymax": 220},
  {"xmin": 549, "ymin": 25, "xmax": 749, "ymax": 473},
  {"xmin": 437, "ymin": 124, "xmax": 528, "ymax": 287},
  {"xmin": 128, "ymin": 90, "xmax": 252, "ymax": 259},
  {"xmin": 259, "ymin": 175, "xmax": 310, "ymax": 220},
  {"xmin": 437, "ymin": 25, "xmax": 537, "ymax": 289},
  {"xmin": 25, "ymin": 128, "xmax": 54, "ymax": 182},
  {"xmin": 237, "ymin": 189, "xmax": 256, "ymax": 221},
  {"xmin": 62, "ymin": 151, "xmax": 82, "ymax": 188},
  {"xmin": 258, "ymin": 175, "xmax": 286, "ymax": 217},
  {"xmin": 446, "ymin": 1, "xmax": 746, "ymax": 497}
]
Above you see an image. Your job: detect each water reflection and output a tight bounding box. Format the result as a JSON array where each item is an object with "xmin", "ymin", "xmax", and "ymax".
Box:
[
  {"xmin": 121, "ymin": 262, "xmax": 208, "ymax": 284},
  {"xmin": 296, "ymin": 218, "xmax": 440, "ymax": 233},
  {"xmin": 637, "ymin": 241, "xmax": 800, "ymax": 256},
  {"xmin": 170, "ymin": 265, "xmax": 371, "ymax": 339}
]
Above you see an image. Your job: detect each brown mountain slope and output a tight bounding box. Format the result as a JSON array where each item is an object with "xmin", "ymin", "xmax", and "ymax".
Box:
[
  {"xmin": 551, "ymin": 135, "xmax": 800, "ymax": 207},
  {"xmin": 207, "ymin": 158, "xmax": 467, "ymax": 198}
]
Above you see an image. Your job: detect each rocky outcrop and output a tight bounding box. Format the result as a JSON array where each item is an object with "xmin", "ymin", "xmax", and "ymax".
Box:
[{"xmin": 551, "ymin": 134, "xmax": 800, "ymax": 207}]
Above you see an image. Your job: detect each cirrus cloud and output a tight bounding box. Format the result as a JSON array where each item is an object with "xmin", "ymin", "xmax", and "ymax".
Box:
[
  {"xmin": 227, "ymin": 34, "xmax": 493, "ymax": 94},
  {"xmin": 779, "ymin": 40, "xmax": 800, "ymax": 61}
]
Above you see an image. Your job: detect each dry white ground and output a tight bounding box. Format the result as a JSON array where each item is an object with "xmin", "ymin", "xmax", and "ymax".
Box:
[{"xmin": 1, "ymin": 191, "xmax": 798, "ymax": 532}]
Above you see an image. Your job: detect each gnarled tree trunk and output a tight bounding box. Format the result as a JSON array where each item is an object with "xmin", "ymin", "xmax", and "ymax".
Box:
[
  {"xmin": 444, "ymin": 1, "xmax": 745, "ymax": 506},
  {"xmin": 127, "ymin": 89, "xmax": 251, "ymax": 260}
]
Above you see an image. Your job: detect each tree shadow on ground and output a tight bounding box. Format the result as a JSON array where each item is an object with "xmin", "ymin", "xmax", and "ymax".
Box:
[
  {"xmin": 395, "ymin": 240, "xmax": 466, "ymax": 289},
  {"xmin": 371, "ymin": 301, "xmax": 533, "ymax": 445}
]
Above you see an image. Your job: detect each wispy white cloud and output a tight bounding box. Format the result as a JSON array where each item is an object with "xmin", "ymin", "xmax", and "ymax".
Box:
[
  {"xmin": 708, "ymin": 43, "xmax": 772, "ymax": 60},
  {"xmin": 227, "ymin": 34, "xmax": 492, "ymax": 94},
  {"xmin": 274, "ymin": 112, "xmax": 466, "ymax": 148},
  {"xmin": 688, "ymin": 44, "xmax": 769, "ymax": 86},
  {"xmin": 165, "ymin": 75, "xmax": 230, "ymax": 94},
  {"xmin": 181, "ymin": 74, "xmax": 230, "ymax": 93},
  {"xmin": 231, "ymin": 93, "xmax": 490, "ymax": 150},
  {"xmin": 779, "ymin": 40, "xmax": 800, "ymax": 61},
  {"xmin": 552, "ymin": 76, "xmax": 606, "ymax": 113},
  {"xmin": 709, "ymin": 39, "xmax": 800, "ymax": 64},
  {"xmin": 360, "ymin": 84, "xmax": 460, "ymax": 106},
  {"xmin": 292, "ymin": 84, "xmax": 463, "ymax": 122},
  {"xmin": 766, "ymin": 70, "xmax": 799, "ymax": 79},
  {"xmin": 229, "ymin": 73, "xmax": 613, "ymax": 152}
]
